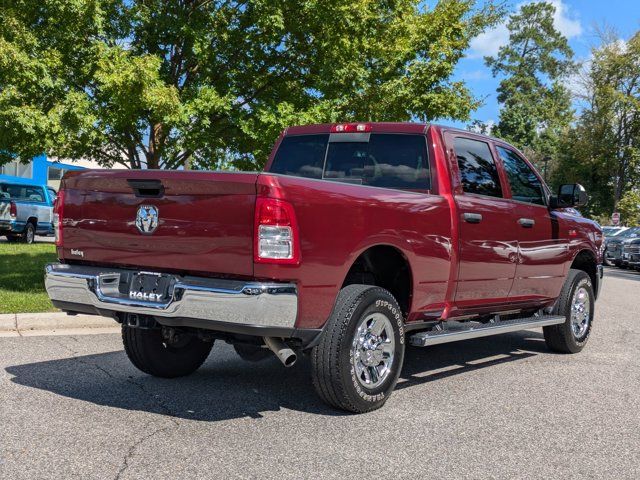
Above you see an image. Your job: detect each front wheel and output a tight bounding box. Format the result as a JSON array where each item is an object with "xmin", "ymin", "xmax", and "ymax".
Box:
[
  {"xmin": 543, "ymin": 269, "xmax": 594, "ymax": 353},
  {"xmin": 122, "ymin": 326, "xmax": 213, "ymax": 378},
  {"xmin": 311, "ymin": 285, "xmax": 405, "ymax": 413}
]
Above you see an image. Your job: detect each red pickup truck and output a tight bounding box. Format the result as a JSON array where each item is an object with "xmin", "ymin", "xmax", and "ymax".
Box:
[{"xmin": 45, "ymin": 123, "xmax": 603, "ymax": 413}]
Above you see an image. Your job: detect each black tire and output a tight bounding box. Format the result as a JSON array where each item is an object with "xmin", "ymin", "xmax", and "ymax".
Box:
[
  {"xmin": 311, "ymin": 284, "xmax": 405, "ymax": 413},
  {"xmin": 543, "ymin": 269, "xmax": 594, "ymax": 353},
  {"xmin": 21, "ymin": 222, "xmax": 35, "ymax": 244},
  {"xmin": 122, "ymin": 326, "xmax": 213, "ymax": 378},
  {"xmin": 234, "ymin": 343, "xmax": 271, "ymax": 362}
]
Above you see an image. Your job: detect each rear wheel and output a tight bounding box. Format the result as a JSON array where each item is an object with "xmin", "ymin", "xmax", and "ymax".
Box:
[
  {"xmin": 21, "ymin": 222, "xmax": 35, "ymax": 244},
  {"xmin": 122, "ymin": 326, "xmax": 213, "ymax": 378},
  {"xmin": 311, "ymin": 284, "xmax": 405, "ymax": 413},
  {"xmin": 543, "ymin": 269, "xmax": 594, "ymax": 353}
]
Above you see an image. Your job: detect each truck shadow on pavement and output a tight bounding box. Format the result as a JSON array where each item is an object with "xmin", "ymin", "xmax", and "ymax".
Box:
[{"xmin": 6, "ymin": 331, "xmax": 548, "ymax": 420}]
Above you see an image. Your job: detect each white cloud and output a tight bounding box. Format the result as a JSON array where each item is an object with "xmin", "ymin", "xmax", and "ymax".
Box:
[
  {"xmin": 468, "ymin": 0, "xmax": 583, "ymax": 59},
  {"xmin": 469, "ymin": 24, "xmax": 509, "ymax": 58},
  {"xmin": 549, "ymin": 0, "xmax": 582, "ymax": 39}
]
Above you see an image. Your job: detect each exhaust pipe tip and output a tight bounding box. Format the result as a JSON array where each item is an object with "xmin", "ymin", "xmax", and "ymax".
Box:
[
  {"xmin": 263, "ymin": 337, "xmax": 297, "ymax": 368},
  {"xmin": 282, "ymin": 352, "xmax": 297, "ymax": 367}
]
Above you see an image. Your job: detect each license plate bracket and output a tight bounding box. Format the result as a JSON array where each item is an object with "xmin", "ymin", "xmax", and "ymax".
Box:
[{"xmin": 128, "ymin": 272, "xmax": 173, "ymax": 303}]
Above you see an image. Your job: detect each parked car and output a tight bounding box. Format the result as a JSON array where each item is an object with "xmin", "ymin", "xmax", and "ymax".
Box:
[
  {"xmin": 604, "ymin": 226, "xmax": 640, "ymax": 267},
  {"xmin": 44, "ymin": 123, "xmax": 603, "ymax": 413},
  {"xmin": 0, "ymin": 182, "xmax": 56, "ymax": 243},
  {"xmin": 602, "ymin": 226, "xmax": 628, "ymax": 237},
  {"xmin": 621, "ymin": 238, "xmax": 640, "ymax": 270}
]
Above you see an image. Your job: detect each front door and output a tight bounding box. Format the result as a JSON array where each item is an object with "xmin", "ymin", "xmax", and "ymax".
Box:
[{"xmin": 495, "ymin": 145, "xmax": 568, "ymax": 302}]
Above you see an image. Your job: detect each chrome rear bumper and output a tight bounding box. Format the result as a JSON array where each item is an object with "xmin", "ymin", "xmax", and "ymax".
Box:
[{"xmin": 45, "ymin": 263, "xmax": 298, "ymax": 330}]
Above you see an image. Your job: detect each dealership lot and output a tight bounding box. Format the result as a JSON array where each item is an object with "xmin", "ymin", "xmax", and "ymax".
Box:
[{"xmin": 1, "ymin": 268, "xmax": 639, "ymax": 480}]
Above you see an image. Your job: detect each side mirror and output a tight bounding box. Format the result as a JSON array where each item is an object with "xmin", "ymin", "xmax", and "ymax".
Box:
[{"xmin": 550, "ymin": 183, "xmax": 589, "ymax": 209}]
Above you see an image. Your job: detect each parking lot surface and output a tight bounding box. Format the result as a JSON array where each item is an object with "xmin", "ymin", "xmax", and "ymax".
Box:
[{"xmin": 1, "ymin": 268, "xmax": 639, "ymax": 479}]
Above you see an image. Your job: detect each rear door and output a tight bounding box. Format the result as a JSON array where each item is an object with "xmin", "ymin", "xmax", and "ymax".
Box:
[
  {"xmin": 447, "ymin": 133, "xmax": 518, "ymax": 308},
  {"xmin": 495, "ymin": 145, "xmax": 568, "ymax": 301}
]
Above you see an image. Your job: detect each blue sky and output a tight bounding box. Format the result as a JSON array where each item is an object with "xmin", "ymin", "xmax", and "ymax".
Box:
[{"xmin": 441, "ymin": 0, "xmax": 640, "ymax": 129}]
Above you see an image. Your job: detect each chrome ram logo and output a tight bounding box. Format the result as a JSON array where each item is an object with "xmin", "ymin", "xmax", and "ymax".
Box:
[{"xmin": 135, "ymin": 205, "xmax": 159, "ymax": 234}]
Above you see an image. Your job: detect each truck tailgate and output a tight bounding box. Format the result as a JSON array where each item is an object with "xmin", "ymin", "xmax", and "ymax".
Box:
[
  {"xmin": 0, "ymin": 201, "xmax": 10, "ymax": 221},
  {"xmin": 60, "ymin": 170, "xmax": 258, "ymax": 277}
]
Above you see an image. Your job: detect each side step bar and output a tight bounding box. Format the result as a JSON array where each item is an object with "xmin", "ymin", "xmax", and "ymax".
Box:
[{"xmin": 409, "ymin": 315, "xmax": 565, "ymax": 347}]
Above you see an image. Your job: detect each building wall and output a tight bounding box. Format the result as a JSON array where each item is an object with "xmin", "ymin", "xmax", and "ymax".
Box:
[{"xmin": 0, "ymin": 154, "xmax": 90, "ymax": 190}]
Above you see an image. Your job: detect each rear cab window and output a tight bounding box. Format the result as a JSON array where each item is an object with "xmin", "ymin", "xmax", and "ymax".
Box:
[
  {"xmin": 270, "ymin": 133, "xmax": 430, "ymax": 191},
  {"xmin": 0, "ymin": 184, "xmax": 45, "ymax": 203}
]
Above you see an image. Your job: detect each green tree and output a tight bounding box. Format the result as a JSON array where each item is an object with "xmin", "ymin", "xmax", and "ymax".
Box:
[
  {"xmin": 553, "ymin": 31, "xmax": 640, "ymax": 217},
  {"xmin": 0, "ymin": 0, "xmax": 502, "ymax": 170},
  {"xmin": 617, "ymin": 190, "xmax": 640, "ymax": 227},
  {"xmin": 485, "ymin": 1, "xmax": 574, "ymax": 179}
]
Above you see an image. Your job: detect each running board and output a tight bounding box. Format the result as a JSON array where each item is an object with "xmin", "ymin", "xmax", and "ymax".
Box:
[{"xmin": 408, "ymin": 315, "xmax": 565, "ymax": 347}]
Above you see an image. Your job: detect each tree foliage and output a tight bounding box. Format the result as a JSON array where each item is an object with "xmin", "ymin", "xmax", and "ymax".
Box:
[
  {"xmin": 617, "ymin": 190, "xmax": 640, "ymax": 227},
  {"xmin": 485, "ymin": 1, "xmax": 573, "ymax": 178},
  {"xmin": 553, "ymin": 31, "xmax": 640, "ymax": 218},
  {"xmin": 0, "ymin": 0, "xmax": 503, "ymax": 170}
]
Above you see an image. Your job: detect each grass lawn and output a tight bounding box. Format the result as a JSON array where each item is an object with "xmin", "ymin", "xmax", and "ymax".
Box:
[{"xmin": 0, "ymin": 242, "xmax": 58, "ymax": 314}]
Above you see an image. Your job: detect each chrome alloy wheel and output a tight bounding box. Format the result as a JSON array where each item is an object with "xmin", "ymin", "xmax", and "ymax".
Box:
[
  {"xmin": 351, "ymin": 312, "xmax": 395, "ymax": 389},
  {"xmin": 570, "ymin": 286, "xmax": 591, "ymax": 339}
]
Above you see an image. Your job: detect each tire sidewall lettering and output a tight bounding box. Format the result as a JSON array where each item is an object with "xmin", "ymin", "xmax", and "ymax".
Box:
[{"xmin": 374, "ymin": 298, "xmax": 404, "ymax": 345}]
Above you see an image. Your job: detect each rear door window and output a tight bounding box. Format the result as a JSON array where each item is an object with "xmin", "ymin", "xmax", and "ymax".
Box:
[
  {"xmin": 270, "ymin": 133, "xmax": 430, "ymax": 190},
  {"xmin": 453, "ymin": 137, "xmax": 503, "ymax": 198}
]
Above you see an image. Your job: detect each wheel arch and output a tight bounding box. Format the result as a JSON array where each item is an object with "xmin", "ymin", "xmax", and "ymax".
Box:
[
  {"xmin": 570, "ymin": 248, "xmax": 599, "ymax": 297},
  {"xmin": 341, "ymin": 244, "xmax": 413, "ymax": 318}
]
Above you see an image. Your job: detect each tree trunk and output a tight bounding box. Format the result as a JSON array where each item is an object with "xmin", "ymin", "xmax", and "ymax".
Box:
[{"xmin": 146, "ymin": 122, "xmax": 164, "ymax": 169}]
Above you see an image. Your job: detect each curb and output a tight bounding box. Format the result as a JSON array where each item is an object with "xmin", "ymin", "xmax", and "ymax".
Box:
[{"xmin": 0, "ymin": 312, "xmax": 116, "ymax": 334}]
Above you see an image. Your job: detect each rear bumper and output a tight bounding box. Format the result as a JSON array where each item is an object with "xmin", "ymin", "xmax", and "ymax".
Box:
[
  {"xmin": 45, "ymin": 263, "xmax": 300, "ymax": 335},
  {"xmin": 0, "ymin": 219, "xmax": 19, "ymax": 233}
]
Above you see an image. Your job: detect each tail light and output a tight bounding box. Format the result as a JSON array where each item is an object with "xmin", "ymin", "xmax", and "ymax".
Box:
[
  {"xmin": 9, "ymin": 201, "xmax": 17, "ymax": 219},
  {"xmin": 53, "ymin": 190, "xmax": 65, "ymax": 246},
  {"xmin": 254, "ymin": 197, "xmax": 300, "ymax": 264}
]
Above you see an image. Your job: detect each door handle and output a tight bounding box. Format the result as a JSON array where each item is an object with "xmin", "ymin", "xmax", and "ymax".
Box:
[
  {"xmin": 463, "ymin": 212, "xmax": 483, "ymax": 224},
  {"xmin": 518, "ymin": 218, "xmax": 535, "ymax": 228}
]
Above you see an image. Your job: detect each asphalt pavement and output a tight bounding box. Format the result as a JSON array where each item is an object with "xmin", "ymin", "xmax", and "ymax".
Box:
[{"xmin": 1, "ymin": 268, "xmax": 639, "ymax": 479}]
